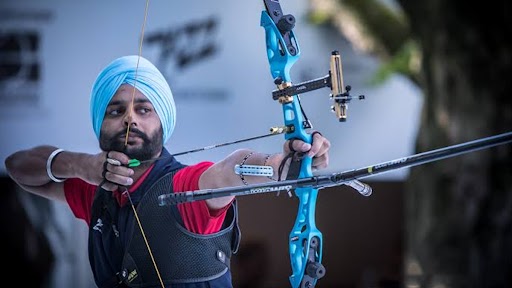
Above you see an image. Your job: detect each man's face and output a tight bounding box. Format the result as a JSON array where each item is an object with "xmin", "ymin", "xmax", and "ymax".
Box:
[{"xmin": 99, "ymin": 84, "xmax": 163, "ymax": 161}]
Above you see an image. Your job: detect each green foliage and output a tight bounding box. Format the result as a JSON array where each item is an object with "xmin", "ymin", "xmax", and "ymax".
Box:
[
  {"xmin": 306, "ymin": 0, "xmax": 421, "ymax": 86},
  {"xmin": 308, "ymin": 10, "xmax": 332, "ymax": 25},
  {"xmin": 370, "ymin": 40, "xmax": 421, "ymax": 85}
]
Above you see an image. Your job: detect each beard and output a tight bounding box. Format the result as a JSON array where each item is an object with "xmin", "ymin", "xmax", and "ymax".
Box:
[{"xmin": 99, "ymin": 126, "xmax": 163, "ymax": 161}]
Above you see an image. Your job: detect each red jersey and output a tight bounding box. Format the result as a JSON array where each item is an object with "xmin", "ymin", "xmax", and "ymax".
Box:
[{"xmin": 64, "ymin": 161, "xmax": 230, "ymax": 234}]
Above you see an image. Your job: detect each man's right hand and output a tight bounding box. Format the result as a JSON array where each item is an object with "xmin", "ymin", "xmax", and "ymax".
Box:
[{"xmin": 93, "ymin": 151, "xmax": 134, "ymax": 191}]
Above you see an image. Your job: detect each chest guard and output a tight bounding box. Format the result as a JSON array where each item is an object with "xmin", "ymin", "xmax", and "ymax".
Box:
[
  {"xmin": 119, "ymin": 172, "xmax": 240, "ymax": 287},
  {"xmin": 88, "ymin": 149, "xmax": 240, "ymax": 288}
]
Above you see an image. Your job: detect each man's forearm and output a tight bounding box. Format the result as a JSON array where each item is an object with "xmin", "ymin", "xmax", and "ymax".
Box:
[{"xmin": 5, "ymin": 145, "xmax": 87, "ymax": 187}]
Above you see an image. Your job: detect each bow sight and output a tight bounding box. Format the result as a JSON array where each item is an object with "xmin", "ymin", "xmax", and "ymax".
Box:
[{"xmin": 272, "ymin": 50, "xmax": 366, "ymax": 122}]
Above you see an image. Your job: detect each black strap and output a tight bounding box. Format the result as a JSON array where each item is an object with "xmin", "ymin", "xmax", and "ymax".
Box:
[
  {"xmin": 277, "ymin": 139, "xmax": 304, "ymax": 181},
  {"xmin": 285, "ymin": 152, "xmax": 304, "ymax": 180},
  {"xmin": 279, "ymin": 132, "xmax": 322, "ymax": 180}
]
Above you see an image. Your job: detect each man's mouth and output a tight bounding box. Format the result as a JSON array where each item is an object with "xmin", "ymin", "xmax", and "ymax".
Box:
[{"xmin": 119, "ymin": 134, "xmax": 143, "ymax": 144}]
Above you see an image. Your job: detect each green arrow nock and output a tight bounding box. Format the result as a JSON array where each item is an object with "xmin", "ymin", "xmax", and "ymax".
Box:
[{"xmin": 128, "ymin": 159, "xmax": 141, "ymax": 167}]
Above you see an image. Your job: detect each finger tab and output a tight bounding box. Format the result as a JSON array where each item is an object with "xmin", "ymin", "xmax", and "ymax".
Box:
[{"xmin": 107, "ymin": 158, "xmax": 122, "ymax": 166}]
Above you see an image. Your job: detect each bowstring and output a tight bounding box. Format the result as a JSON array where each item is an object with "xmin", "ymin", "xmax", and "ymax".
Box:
[{"xmin": 123, "ymin": 1, "xmax": 165, "ymax": 287}]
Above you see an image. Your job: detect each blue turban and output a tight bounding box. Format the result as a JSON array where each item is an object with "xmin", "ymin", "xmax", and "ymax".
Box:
[{"xmin": 90, "ymin": 55, "xmax": 176, "ymax": 143}]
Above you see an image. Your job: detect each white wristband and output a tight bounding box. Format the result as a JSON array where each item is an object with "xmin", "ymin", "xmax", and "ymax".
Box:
[{"xmin": 46, "ymin": 148, "xmax": 65, "ymax": 182}]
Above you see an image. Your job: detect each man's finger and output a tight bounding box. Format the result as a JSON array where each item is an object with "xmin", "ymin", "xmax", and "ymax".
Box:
[
  {"xmin": 288, "ymin": 139, "xmax": 311, "ymax": 153},
  {"xmin": 106, "ymin": 151, "xmax": 130, "ymax": 164},
  {"xmin": 107, "ymin": 172, "xmax": 133, "ymax": 186}
]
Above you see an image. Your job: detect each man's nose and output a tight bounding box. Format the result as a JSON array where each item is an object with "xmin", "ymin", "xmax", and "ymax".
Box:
[{"xmin": 123, "ymin": 107, "xmax": 136, "ymax": 127}]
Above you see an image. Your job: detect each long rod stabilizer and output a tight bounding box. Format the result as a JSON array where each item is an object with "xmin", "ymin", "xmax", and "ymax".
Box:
[{"xmin": 158, "ymin": 131, "xmax": 512, "ymax": 205}]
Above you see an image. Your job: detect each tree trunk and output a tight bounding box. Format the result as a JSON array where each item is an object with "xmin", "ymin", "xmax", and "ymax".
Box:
[{"xmin": 398, "ymin": 1, "xmax": 512, "ymax": 287}]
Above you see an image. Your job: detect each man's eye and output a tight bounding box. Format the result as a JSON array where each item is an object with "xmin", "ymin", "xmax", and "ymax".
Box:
[
  {"xmin": 138, "ymin": 108, "xmax": 151, "ymax": 114},
  {"xmin": 108, "ymin": 109, "xmax": 122, "ymax": 116}
]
